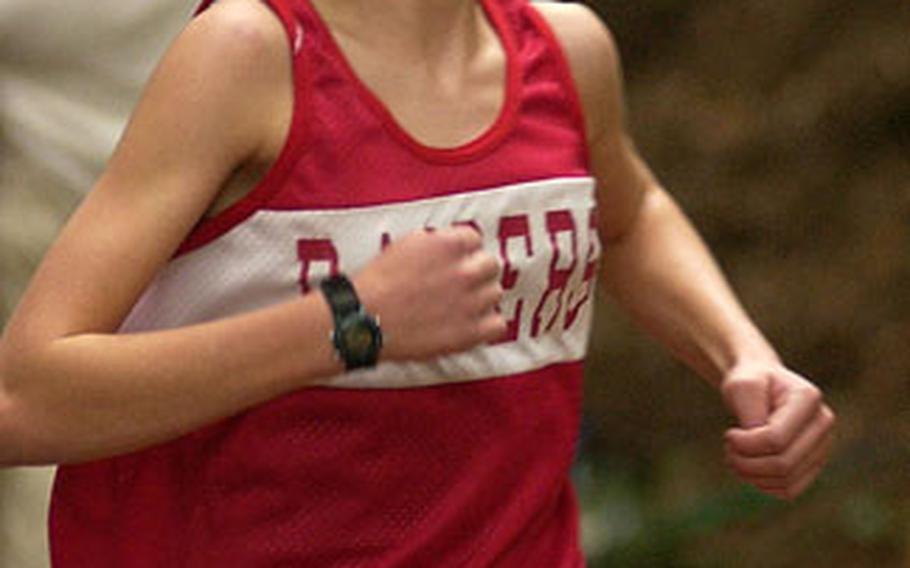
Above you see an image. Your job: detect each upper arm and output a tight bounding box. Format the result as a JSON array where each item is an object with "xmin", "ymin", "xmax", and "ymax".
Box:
[
  {"xmin": 2, "ymin": 0, "xmax": 291, "ymax": 348},
  {"xmin": 534, "ymin": 2, "xmax": 658, "ymax": 243}
]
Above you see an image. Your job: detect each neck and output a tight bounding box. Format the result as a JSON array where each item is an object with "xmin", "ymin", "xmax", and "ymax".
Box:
[{"xmin": 309, "ymin": 0, "xmax": 485, "ymax": 64}]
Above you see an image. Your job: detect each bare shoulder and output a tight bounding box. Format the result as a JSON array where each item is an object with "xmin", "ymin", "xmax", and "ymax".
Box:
[
  {"xmin": 116, "ymin": 0, "xmax": 294, "ymax": 181},
  {"xmin": 173, "ymin": 0, "xmax": 294, "ymax": 162},
  {"xmin": 178, "ymin": 0, "xmax": 289, "ymax": 82},
  {"xmin": 530, "ymin": 1, "xmax": 624, "ymax": 141},
  {"xmin": 530, "ymin": 1, "xmax": 617, "ymax": 56},
  {"xmin": 141, "ymin": 0, "xmax": 291, "ymax": 124}
]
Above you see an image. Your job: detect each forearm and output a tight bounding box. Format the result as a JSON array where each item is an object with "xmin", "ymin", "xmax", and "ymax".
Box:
[
  {"xmin": 600, "ymin": 186, "xmax": 780, "ymax": 385},
  {"xmin": 597, "ymin": 183, "xmax": 835, "ymax": 502},
  {"xmin": 0, "ymin": 226, "xmax": 504, "ymax": 466},
  {"xmin": 0, "ymin": 294, "xmax": 339, "ymax": 466}
]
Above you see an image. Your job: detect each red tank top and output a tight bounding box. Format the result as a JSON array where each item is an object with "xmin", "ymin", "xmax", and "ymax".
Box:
[{"xmin": 50, "ymin": 1, "xmax": 598, "ymax": 566}]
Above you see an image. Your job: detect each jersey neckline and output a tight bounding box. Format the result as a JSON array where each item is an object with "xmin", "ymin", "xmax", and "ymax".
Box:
[{"xmin": 302, "ymin": 0, "xmax": 522, "ymax": 164}]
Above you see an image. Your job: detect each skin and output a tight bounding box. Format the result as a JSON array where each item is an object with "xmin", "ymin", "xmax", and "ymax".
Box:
[
  {"xmin": 538, "ymin": 4, "xmax": 836, "ymax": 500},
  {"xmin": 0, "ymin": 0, "xmax": 834, "ymax": 501}
]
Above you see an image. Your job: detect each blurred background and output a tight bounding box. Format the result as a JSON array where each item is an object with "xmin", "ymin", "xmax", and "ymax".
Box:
[
  {"xmin": 578, "ymin": 0, "xmax": 909, "ymax": 566},
  {"xmin": 1, "ymin": 0, "xmax": 908, "ymax": 567}
]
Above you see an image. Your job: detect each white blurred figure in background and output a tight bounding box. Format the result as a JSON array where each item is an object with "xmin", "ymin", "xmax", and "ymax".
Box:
[{"xmin": 0, "ymin": 2, "xmax": 194, "ymax": 565}]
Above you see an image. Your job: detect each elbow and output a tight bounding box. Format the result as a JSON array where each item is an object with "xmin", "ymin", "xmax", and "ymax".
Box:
[
  {"xmin": 0, "ymin": 380, "xmax": 33, "ymax": 467},
  {"xmin": 0, "ymin": 399, "xmax": 25, "ymax": 467},
  {"xmin": 0, "ymin": 344, "xmax": 57, "ymax": 466},
  {"xmin": 0, "ymin": 344, "xmax": 19, "ymax": 466},
  {"xmin": 0, "ymin": 390, "xmax": 63, "ymax": 468}
]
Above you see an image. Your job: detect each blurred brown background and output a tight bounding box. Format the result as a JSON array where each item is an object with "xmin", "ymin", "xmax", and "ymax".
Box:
[
  {"xmin": 2, "ymin": 0, "xmax": 908, "ymax": 567},
  {"xmin": 577, "ymin": 0, "xmax": 909, "ymax": 566}
]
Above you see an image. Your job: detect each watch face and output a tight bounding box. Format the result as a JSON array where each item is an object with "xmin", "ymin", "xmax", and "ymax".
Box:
[
  {"xmin": 336, "ymin": 311, "xmax": 381, "ymax": 368},
  {"xmin": 343, "ymin": 324, "xmax": 375, "ymax": 354}
]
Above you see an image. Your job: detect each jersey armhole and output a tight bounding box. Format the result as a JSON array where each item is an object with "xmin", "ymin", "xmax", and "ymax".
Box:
[
  {"xmin": 523, "ymin": 3, "xmax": 592, "ymax": 172},
  {"xmin": 176, "ymin": 0, "xmax": 310, "ymax": 257}
]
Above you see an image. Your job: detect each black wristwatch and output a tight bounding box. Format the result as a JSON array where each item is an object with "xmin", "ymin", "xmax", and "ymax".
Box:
[{"xmin": 320, "ymin": 274, "xmax": 382, "ymax": 370}]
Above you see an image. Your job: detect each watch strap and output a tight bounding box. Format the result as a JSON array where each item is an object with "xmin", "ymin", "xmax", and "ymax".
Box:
[
  {"xmin": 320, "ymin": 274, "xmax": 361, "ymax": 322},
  {"xmin": 319, "ymin": 274, "xmax": 381, "ymax": 371}
]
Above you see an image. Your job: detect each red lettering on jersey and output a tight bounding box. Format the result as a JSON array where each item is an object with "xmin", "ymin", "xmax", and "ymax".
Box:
[
  {"xmin": 531, "ymin": 210, "xmax": 577, "ymax": 338},
  {"xmin": 297, "ymin": 238, "xmax": 339, "ymax": 294},
  {"xmin": 564, "ymin": 207, "xmax": 600, "ymax": 329},
  {"xmin": 493, "ymin": 214, "xmax": 532, "ymax": 344}
]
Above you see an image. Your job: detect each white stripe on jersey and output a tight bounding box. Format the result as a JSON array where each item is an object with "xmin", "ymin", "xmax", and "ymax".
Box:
[{"xmin": 121, "ymin": 176, "xmax": 601, "ymax": 389}]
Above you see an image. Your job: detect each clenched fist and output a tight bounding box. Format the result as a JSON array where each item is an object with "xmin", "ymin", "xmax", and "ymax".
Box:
[
  {"xmin": 722, "ymin": 363, "xmax": 836, "ymax": 500},
  {"xmin": 352, "ymin": 226, "xmax": 506, "ymax": 362}
]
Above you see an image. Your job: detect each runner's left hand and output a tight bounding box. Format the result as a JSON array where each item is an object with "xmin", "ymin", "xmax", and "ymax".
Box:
[{"xmin": 721, "ymin": 364, "xmax": 836, "ymax": 500}]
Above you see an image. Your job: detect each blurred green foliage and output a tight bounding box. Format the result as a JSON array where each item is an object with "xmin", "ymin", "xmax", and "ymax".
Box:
[{"xmin": 576, "ymin": 0, "xmax": 909, "ymax": 565}]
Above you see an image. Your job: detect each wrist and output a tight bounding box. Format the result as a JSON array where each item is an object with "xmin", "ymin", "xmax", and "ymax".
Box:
[
  {"xmin": 711, "ymin": 328, "xmax": 781, "ymax": 388},
  {"xmin": 720, "ymin": 348, "xmax": 783, "ymax": 386}
]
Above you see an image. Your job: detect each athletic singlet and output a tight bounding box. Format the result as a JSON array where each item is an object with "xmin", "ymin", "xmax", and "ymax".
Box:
[{"xmin": 50, "ymin": 0, "xmax": 599, "ymax": 566}]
